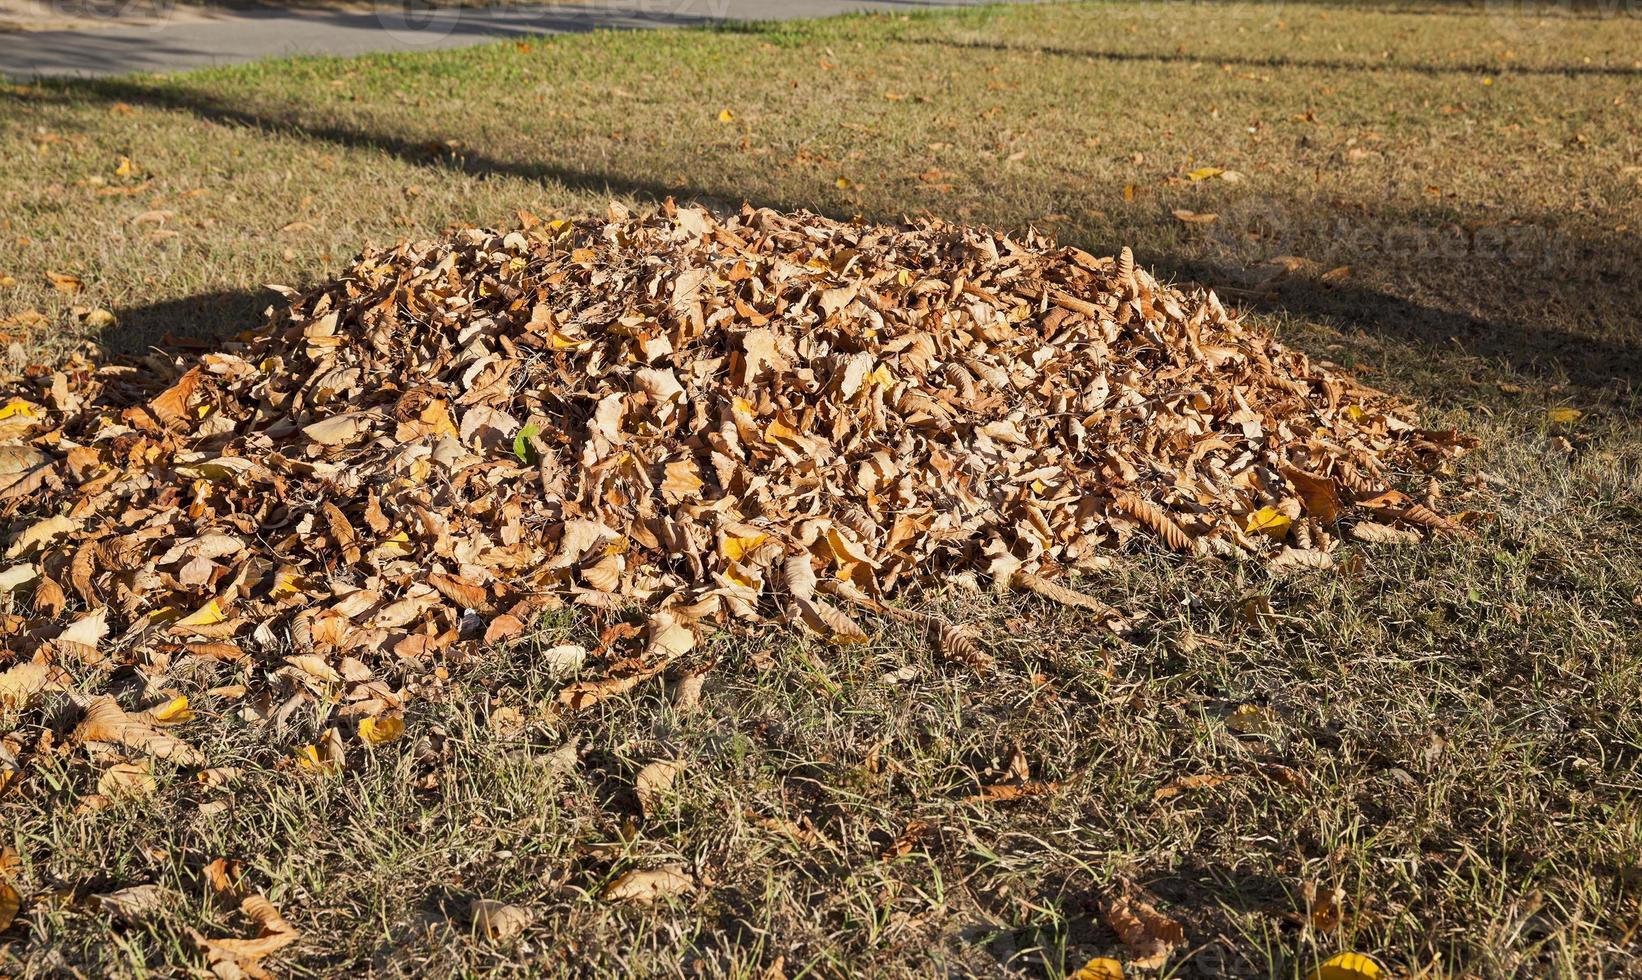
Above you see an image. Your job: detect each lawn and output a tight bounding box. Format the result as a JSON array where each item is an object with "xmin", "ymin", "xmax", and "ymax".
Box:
[{"xmin": 1, "ymin": 1, "xmax": 1641, "ymax": 975}]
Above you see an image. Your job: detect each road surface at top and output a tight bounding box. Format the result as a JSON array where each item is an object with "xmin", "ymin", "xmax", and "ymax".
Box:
[{"xmin": 0, "ymin": 0, "xmax": 1024, "ymax": 79}]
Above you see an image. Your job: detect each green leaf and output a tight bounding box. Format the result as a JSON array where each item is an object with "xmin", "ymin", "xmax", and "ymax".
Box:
[{"xmin": 513, "ymin": 421, "xmax": 542, "ymax": 463}]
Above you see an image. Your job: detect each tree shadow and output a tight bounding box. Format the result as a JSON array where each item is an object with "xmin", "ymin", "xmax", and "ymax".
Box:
[{"xmin": 892, "ymin": 33, "xmax": 1642, "ymax": 80}]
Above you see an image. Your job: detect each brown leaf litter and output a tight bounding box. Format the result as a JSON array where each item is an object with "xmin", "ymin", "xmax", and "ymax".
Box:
[{"xmin": 0, "ymin": 201, "xmax": 1473, "ymax": 808}]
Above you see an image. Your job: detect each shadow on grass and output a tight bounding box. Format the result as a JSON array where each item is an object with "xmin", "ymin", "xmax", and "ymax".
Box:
[
  {"xmin": 893, "ymin": 33, "xmax": 1642, "ymax": 79},
  {"xmin": 27, "ymin": 75, "xmax": 1640, "ymax": 397}
]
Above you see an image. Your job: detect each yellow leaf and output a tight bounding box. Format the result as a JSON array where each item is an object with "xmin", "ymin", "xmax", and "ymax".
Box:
[
  {"xmin": 1344, "ymin": 404, "xmax": 1368, "ymax": 422},
  {"xmin": 357, "ymin": 715, "xmax": 405, "ymax": 746},
  {"xmin": 175, "ymin": 599, "xmax": 227, "ymax": 628},
  {"xmin": 764, "ymin": 417, "xmax": 806, "ymax": 448},
  {"xmin": 835, "ymin": 176, "xmax": 854, "ymax": 190},
  {"xmin": 717, "ymin": 108, "xmax": 735, "ymax": 122},
  {"xmin": 1226, "ymin": 703, "xmax": 1281, "ymax": 736},
  {"xmin": 1547, "ymin": 407, "xmax": 1582, "ymax": 424},
  {"xmin": 724, "ymin": 565, "xmax": 760, "ymax": 589},
  {"xmin": 720, "ymin": 533, "xmax": 767, "ymax": 562},
  {"xmin": 271, "ymin": 567, "xmax": 313, "ymax": 597},
  {"xmin": 1073, "ymin": 957, "xmax": 1124, "ymax": 980},
  {"xmin": 1244, "ymin": 506, "xmax": 1292, "ymax": 537},
  {"xmin": 294, "ymin": 744, "xmax": 325, "ymax": 769},
  {"xmin": 549, "ymin": 330, "xmax": 593, "ymax": 351},
  {"xmin": 0, "ymin": 398, "xmax": 39, "ymax": 420},
  {"xmin": 1185, "ymin": 166, "xmax": 1224, "ymax": 181},
  {"xmin": 147, "ymin": 695, "xmax": 195, "ymax": 726},
  {"xmin": 1309, "ymin": 952, "xmax": 1383, "ymax": 980},
  {"xmin": 371, "ymin": 532, "xmax": 415, "ymax": 559},
  {"xmin": 114, "ymin": 155, "xmax": 133, "ymax": 177},
  {"xmin": 863, "ymin": 363, "xmax": 895, "ymax": 388},
  {"xmin": 45, "ymin": 270, "xmax": 82, "ymax": 294}
]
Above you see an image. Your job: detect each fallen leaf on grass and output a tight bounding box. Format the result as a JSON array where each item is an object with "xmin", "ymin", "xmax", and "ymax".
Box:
[
  {"xmin": 879, "ymin": 819, "xmax": 936, "ymax": 861},
  {"xmin": 98, "ymin": 883, "xmax": 171, "ymax": 924},
  {"xmin": 1152, "ymin": 773, "xmax": 1227, "ymax": 802},
  {"xmin": 1269, "ymin": 547, "xmax": 1335, "ymax": 575},
  {"xmin": 195, "ymin": 892, "xmax": 301, "ymax": 964},
  {"xmin": 58, "ymin": 607, "xmax": 110, "ymax": 649},
  {"xmin": 1304, "ymin": 881, "xmax": 1345, "ymax": 932},
  {"xmin": 559, "ymin": 668, "xmax": 660, "ymax": 711},
  {"xmin": 45, "ymin": 270, "xmax": 82, "ymax": 293},
  {"xmin": 634, "ymin": 758, "xmax": 685, "ymax": 819},
  {"xmin": 1244, "ymin": 506, "xmax": 1292, "ymax": 537},
  {"xmin": 1072, "ymin": 957, "xmax": 1124, "ymax": 980},
  {"xmin": 1309, "ymin": 952, "xmax": 1382, "ymax": 980},
  {"xmin": 539, "ymin": 643, "xmax": 588, "ymax": 676},
  {"xmin": 1547, "ymin": 407, "xmax": 1582, "ymax": 424},
  {"xmin": 97, "ymin": 760, "xmax": 156, "ymax": 799},
  {"xmin": 1172, "ymin": 209, "xmax": 1218, "ymax": 224},
  {"xmin": 1224, "ymin": 704, "xmax": 1281, "ymax": 738},
  {"xmin": 671, "ymin": 672, "xmax": 706, "ymax": 713},
  {"xmin": 1103, "ymin": 893, "xmax": 1184, "ymax": 970},
  {"xmin": 5, "ymin": 515, "xmax": 77, "ymax": 559},
  {"xmin": 80, "ymin": 308, "xmax": 117, "ymax": 330},
  {"xmin": 470, "ymin": 899, "xmax": 529, "ymax": 943},
  {"xmin": 0, "ymin": 878, "xmax": 18, "ymax": 932},
  {"xmin": 1348, "ymin": 522, "xmax": 1421, "ymax": 546},
  {"xmin": 965, "ymin": 780, "xmax": 1060, "ymax": 802},
  {"xmin": 145, "ymin": 695, "xmax": 194, "ymax": 726},
  {"xmin": 602, "ymin": 865, "xmax": 694, "ymax": 904},
  {"xmin": 0, "ymin": 661, "xmax": 52, "ymax": 708},
  {"xmin": 76, "ymin": 697, "xmax": 204, "ymax": 765},
  {"xmin": 357, "ymin": 714, "xmax": 404, "ymax": 746},
  {"xmin": 294, "ymin": 729, "xmax": 346, "ymax": 774}
]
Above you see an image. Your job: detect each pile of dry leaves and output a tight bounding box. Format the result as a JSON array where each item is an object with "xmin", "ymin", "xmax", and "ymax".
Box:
[{"xmin": 1, "ymin": 201, "xmax": 1473, "ymax": 793}]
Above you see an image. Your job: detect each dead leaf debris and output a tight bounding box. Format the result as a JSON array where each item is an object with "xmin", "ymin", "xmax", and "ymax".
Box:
[{"xmin": 0, "ymin": 202, "xmax": 1473, "ymax": 799}]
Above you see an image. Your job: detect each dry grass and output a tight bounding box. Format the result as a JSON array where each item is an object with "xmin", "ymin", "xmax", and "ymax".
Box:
[{"xmin": 1, "ymin": 2, "xmax": 1640, "ymax": 976}]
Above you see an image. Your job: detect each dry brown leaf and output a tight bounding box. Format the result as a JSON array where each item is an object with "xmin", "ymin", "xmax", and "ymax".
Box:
[
  {"xmin": 1305, "ymin": 881, "xmax": 1345, "ymax": 933},
  {"xmin": 1152, "ymin": 772, "xmax": 1227, "ymax": 802},
  {"xmin": 0, "ymin": 661, "xmax": 52, "ymax": 708},
  {"xmin": 1269, "ymin": 547, "xmax": 1336, "ymax": 575},
  {"xmin": 197, "ymin": 893, "xmax": 300, "ymax": 961},
  {"xmin": 0, "ymin": 205, "xmax": 1472, "ymax": 796},
  {"xmin": 98, "ymin": 883, "xmax": 172, "ymax": 924},
  {"xmin": 1348, "ymin": 521, "xmax": 1421, "ymax": 546},
  {"xmin": 0, "ymin": 878, "xmax": 18, "ymax": 932},
  {"xmin": 97, "ymin": 760, "xmax": 157, "ymax": 799},
  {"xmin": 1010, "ymin": 571, "xmax": 1119, "ymax": 618},
  {"xmin": 965, "ymin": 780, "xmax": 1060, "ymax": 802},
  {"xmin": 1103, "ymin": 892, "xmax": 1184, "ymax": 970},
  {"xmin": 1115, "ymin": 494, "xmax": 1195, "ymax": 553},
  {"xmin": 75, "ymin": 697, "xmax": 205, "ymax": 765},
  {"xmin": 671, "ymin": 672, "xmax": 707, "ymax": 713},
  {"xmin": 470, "ymin": 899, "xmax": 529, "ymax": 943},
  {"xmin": 936, "ymin": 623, "xmax": 994, "ymax": 673},
  {"xmin": 602, "ymin": 865, "xmax": 695, "ymax": 904},
  {"xmin": 634, "ymin": 758, "xmax": 685, "ymax": 818}
]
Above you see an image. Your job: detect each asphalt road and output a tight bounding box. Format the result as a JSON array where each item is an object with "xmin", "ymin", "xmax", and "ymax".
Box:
[{"xmin": 0, "ymin": 0, "xmax": 1023, "ymax": 79}]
